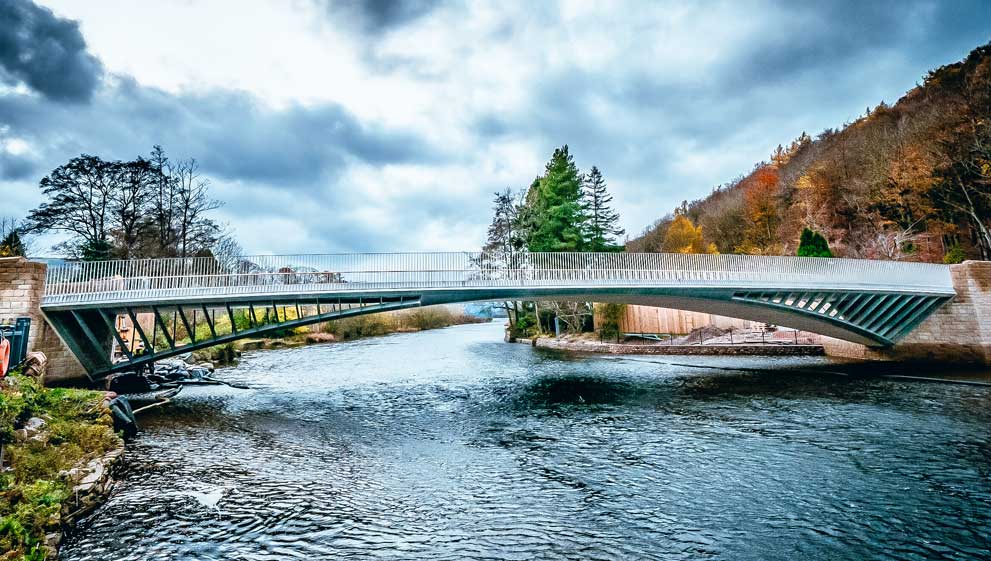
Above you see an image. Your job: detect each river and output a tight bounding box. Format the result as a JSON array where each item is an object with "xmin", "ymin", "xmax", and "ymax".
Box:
[{"xmin": 61, "ymin": 321, "xmax": 991, "ymax": 560}]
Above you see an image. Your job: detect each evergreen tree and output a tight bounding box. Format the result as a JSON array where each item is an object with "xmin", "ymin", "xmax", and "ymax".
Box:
[
  {"xmin": 527, "ymin": 145, "xmax": 587, "ymax": 252},
  {"xmin": 80, "ymin": 238, "xmax": 112, "ymax": 261},
  {"xmin": 796, "ymin": 228, "xmax": 833, "ymax": 257},
  {"xmin": 581, "ymin": 166, "xmax": 624, "ymax": 251},
  {"xmin": 0, "ymin": 230, "xmax": 24, "ymax": 257}
]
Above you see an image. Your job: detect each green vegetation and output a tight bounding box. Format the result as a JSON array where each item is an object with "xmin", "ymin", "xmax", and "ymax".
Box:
[
  {"xmin": 628, "ymin": 41, "xmax": 991, "ymax": 263},
  {"xmin": 797, "ymin": 228, "xmax": 833, "ymax": 258},
  {"xmin": 0, "ymin": 218, "xmax": 27, "ymax": 258},
  {"xmin": 943, "ymin": 244, "xmax": 967, "ymax": 264},
  {"xmin": 482, "ymin": 145, "xmax": 626, "ymax": 336},
  {"xmin": 527, "ymin": 146, "xmax": 588, "ymax": 252},
  {"xmin": 0, "ymin": 372, "xmax": 120, "ymax": 560},
  {"xmin": 596, "ymin": 303, "xmax": 626, "ymax": 341},
  {"xmin": 322, "ymin": 307, "xmax": 486, "ymax": 341}
]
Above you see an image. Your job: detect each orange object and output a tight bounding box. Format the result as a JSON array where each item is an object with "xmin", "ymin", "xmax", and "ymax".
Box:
[{"xmin": 0, "ymin": 338, "xmax": 9, "ymax": 377}]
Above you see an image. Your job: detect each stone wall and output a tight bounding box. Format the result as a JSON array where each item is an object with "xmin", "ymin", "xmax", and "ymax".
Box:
[
  {"xmin": 822, "ymin": 260, "xmax": 991, "ymax": 365},
  {"xmin": 0, "ymin": 257, "xmax": 86, "ymax": 382},
  {"xmin": 527, "ymin": 336, "xmax": 824, "ymax": 356}
]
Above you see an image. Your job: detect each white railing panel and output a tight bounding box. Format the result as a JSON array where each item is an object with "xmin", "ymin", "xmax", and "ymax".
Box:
[{"xmin": 41, "ymin": 252, "xmax": 955, "ymax": 306}]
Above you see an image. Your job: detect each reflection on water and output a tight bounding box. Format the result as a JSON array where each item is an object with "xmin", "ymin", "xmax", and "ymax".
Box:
[{"xmin": 61, "ymin": 322, "xmax": 991, "ymax": 561}]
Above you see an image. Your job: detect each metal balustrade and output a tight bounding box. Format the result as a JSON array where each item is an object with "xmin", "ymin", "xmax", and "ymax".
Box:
[{"xmin": 42, "ymin": 252, "xmax": 954, "ymax": 305}]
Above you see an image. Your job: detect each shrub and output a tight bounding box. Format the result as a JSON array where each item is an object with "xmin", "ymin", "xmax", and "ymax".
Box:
[
  {"xmin": 943, "ymin": 244, "xmax": 967, "ymax": 264},
  {"xmin": 597, "ymin": 303, "xmax": 626, "ymax": 341},
  {"xmin": 797, "ymin": 228, "xmax": 833, "ymax": 257}
]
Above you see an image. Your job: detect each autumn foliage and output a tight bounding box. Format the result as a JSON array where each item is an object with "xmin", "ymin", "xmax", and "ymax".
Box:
[{"xmin": 629, "ymin": 42, "xmax": 991, "ymax": 263}]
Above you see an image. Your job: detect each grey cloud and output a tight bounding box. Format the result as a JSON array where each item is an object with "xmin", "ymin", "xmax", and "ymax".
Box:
[
  {"xmin": 5, "ymin": 0, "xmax": 990, "ymax": 253},
  {"xmin": 0, "ymin": 150, "xmax": 37, "ymax": 180},
  {"xmin": 0, "ymin": 76, "xmax": 443, "ymax": 186},
  {"xmin": 0, "ymin": 0, "xmax": 103, "ymax": 102},
  {"xmin": 317, "ymin": 0, "xmax": 442, "ymax": 33},
  {"xmin": 0, "ymin": 75, "xmax": 452, "ymax": 252},
  {"xmin": 718, "ymin": 0, "xmax": 991, "ymax": 93},
  {"xmin": 463, "ymin": 0, "xmax": 991, "ymax": 236}
]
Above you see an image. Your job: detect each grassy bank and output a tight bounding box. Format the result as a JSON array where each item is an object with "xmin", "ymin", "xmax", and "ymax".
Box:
[
  {"xmin": 320, "ymin": 306, "xmax": 488, "ymax": 341},
  {"xmin": 192, "ymin": 306, "xmax": 489, "ymax": 363},
  {"xmin": 0, "ymin": 372, "xmax": 120, "ymax": 560}
]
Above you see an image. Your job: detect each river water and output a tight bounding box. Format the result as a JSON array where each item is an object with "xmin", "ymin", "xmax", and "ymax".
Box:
[{"xmin": 61, "ymin": 322, "xmax": 991, "ymax": 560}]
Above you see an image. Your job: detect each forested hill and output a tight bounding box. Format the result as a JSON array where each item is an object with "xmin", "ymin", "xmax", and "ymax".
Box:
[{"xmin": 627, "ymin": 42, "xmax": 991, "ymax": 263}]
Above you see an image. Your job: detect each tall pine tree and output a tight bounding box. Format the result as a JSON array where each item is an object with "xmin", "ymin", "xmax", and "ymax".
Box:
[
  {"xmin": 527, "ymin": 145, "xmax": 587, "ymax": 252},
  {"xmin": 581, "ymin": 166, "xmax": 624, "ymax": 251}
]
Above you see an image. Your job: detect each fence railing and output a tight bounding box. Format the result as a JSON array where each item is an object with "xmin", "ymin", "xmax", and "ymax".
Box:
[{"xmin": 41, "ymin": 252, "xmax": 955, "ymax": 305}]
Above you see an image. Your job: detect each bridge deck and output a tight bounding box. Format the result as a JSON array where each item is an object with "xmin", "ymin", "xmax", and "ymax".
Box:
[
  {"xmin": 37, "ymin": 252, "xmax": 956, "ymax": 379},
  {"xmin": 42, "ymin": 252, "xmax": 953, "ymax": 306}
]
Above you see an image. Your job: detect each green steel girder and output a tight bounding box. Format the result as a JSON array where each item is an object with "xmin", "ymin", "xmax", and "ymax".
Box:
[
  {"xmin": 40, "ymin": 284, "xmax": 955, "ymax": 380},
  {"xmin": 44, "ymin": 295, "xmax": 421, "ymax": 379}
]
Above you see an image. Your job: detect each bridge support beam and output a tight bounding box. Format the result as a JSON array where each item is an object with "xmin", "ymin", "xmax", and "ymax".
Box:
[{"xmin": 821, "ymin": 261, "xmax": 991, "ymax": 365}]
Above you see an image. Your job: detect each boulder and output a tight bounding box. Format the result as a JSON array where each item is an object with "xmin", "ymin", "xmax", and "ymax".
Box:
[
  {"xmin": 78, "ymin": 459, "xmax": 105, "ymax": 486},
  {"xmin": 304, "ymin": 332, "xmax": 336, "ymax": 344},
  {"xmin": 21, "ymin": 352, "xmax": 47, "ymax": 384},
  {"xmin": 24, "ymin": 417, "xmax": 46, "ymax": 432}
]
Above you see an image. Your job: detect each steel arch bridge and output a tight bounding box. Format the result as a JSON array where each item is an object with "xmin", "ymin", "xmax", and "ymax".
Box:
[{"xmin": 39, "ymin": 252, "xmax": 956, "ymax": 380}]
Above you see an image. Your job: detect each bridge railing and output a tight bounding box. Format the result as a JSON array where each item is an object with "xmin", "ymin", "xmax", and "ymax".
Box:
[{"xmin": 41, "ymin": 252, "xmax": 955, "ymax": 305}]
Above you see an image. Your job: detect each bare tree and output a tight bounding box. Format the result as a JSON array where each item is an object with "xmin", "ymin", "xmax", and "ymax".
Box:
[
  {"xmin": 149, "ymin": 145, "xmax": 179, "ymax": 256},
  {"xmin": 544, "ymin": 301, "xmax": 592, "ymax": 334},
  {"xmin": 211, "ymin": 230, "xmax": 244, "ymax": 273},
  {"xmin": 173, "ymin": 158, "xmax": 222, "ymax": 257},
  {"xmin": 854, "ymin": 219, "xmax": 923, "ymax": 261},
  {"xmin": 27, "ymin": 146, "xmax": 233, "ymax": 259}
]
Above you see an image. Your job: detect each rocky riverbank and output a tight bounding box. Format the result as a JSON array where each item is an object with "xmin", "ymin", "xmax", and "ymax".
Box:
[{"xmin": 0, "ymin": 354, "xmax": 124, "ymax": 560}]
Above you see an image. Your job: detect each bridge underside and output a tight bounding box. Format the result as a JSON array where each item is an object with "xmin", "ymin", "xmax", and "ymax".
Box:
[{"xmin": 40, "ymin": 285, "xmax": 953, "ymax": 380}]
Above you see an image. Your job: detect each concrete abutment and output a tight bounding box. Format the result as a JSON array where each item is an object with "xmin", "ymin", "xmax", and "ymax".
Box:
[{"xmin": 821, "ymin": 260, "xmax": 991, "ymax": 365}]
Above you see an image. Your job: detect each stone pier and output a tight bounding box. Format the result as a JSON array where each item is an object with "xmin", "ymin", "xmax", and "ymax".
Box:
[
  {"xmin": 0, "ymin": 257, "xmax": 85, "ymax": 383},
  {"xmin": 822, "ymin": 260, "xmax": 991, "ymax": 365}
]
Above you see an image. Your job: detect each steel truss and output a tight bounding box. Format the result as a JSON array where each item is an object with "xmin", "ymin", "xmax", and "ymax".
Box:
[{"xmin": 46, "ymin": 295, "xmax": 420, "ymax": 380}]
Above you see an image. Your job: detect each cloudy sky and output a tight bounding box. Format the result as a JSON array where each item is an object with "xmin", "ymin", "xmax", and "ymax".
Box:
[{"xmin": 1, "ymin": 0, "xmax": 989, "ymax": 254}]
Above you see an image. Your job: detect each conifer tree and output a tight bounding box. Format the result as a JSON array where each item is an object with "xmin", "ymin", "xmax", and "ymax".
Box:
[
  {"xmin": 0, "ymin": 230, "xmax": 24, "ymax": 257},
  {"xmin": 527, "ymin": 145, "xmax": 587, "ymax": 252},
  {"xmin": 581, "ymin": 166, "xmax": 624, "ymax": 251},
  {"xmin": 796, "ymin": 228, "xmax": 832, "ymax": 257}
]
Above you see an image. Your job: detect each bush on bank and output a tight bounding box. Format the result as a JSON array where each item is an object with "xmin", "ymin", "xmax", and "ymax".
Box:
[
  {"xmin": 322, "ymin": 307, "xmax": 487, "ymax": 341},
  {"xmin": 0, "ymin": 371, "xmax": 120, "ymax": 560}
]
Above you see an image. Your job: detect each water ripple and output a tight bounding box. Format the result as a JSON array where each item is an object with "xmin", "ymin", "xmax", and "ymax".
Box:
[{"xmin": 61, "ymin": 323, "xmax": 991, "ymax": 561}]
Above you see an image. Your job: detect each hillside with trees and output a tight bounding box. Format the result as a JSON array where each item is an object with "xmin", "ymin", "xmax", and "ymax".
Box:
[{"xmin": 628, "ymin": 42, "xmax": 991, "ymax": 264}]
